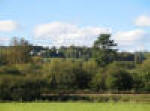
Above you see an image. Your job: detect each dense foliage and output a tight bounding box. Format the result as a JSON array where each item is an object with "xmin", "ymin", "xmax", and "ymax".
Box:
[{"xmin": 0, "ymin": 35, "xmax": 149, "ymax": 101}]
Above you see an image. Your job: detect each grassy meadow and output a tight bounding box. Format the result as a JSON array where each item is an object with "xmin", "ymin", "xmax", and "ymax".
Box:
[{"xmin": 0, "ymin": 102, "xmax": 149, "ymax": 111}]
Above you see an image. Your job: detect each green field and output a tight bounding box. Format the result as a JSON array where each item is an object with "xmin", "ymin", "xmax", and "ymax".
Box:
[{"xmin": 0, "ymin": 103, "xmax": 149, "ymax": 111}]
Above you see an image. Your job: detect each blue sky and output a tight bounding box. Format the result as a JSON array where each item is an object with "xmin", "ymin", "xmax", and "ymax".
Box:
[{"xmin": 0, "ymin": 0, "xmax": 150, "ymax": 51}]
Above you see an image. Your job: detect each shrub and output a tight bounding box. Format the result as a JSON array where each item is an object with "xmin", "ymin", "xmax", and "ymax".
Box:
[
  {"xmin": 0, "ymin": 65, "xmax": 20, "ymax": 75},
  {"xmin": 105, "ymin": 63, "xmax": 133, "ymax": 91}
]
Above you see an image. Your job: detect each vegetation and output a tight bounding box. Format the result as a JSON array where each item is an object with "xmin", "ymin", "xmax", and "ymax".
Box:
[{"xmin": 0, "ymin": 34, "xmax": 149, "ymax": 101}]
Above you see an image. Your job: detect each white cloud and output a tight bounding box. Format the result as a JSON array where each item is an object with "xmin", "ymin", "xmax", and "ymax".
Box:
[
  {"xmin": 0, "ymin": 20, "xmax": 18, "ymax": 32},
  {"xmin": 113, "ymin": 29, "xmax": 145, "ymax": 45},
  {"xmin": 113, "ymin": 29, "xmax": 148, "ymax": 51},
  {"xmin": 33, "ymin": 21, "xmax": 150, "ymax": 51},
  {"xmin": 135, "ymin": 16, "xmax": 150, "ymax": 27},
  {"xmin": 33, "ymin": 22, "xmax": 111, "ymax": 47},
  {"xmin": 0, "ymin": 37, "xmax": 10, "ymax": 45}
]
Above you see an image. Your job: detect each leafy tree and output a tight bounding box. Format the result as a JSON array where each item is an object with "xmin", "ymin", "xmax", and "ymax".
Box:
[
  {"xmin": 105, "ymin": 63, "xmax": 133, "ymax": 91},
  {"xmin": 48, "ymin": 59, "xmax": 76, "ymax": 89},
  {"xmin": 82, "ymin": 60, "xmax": 99, "ymax": 76},
  {"xmin": 90, "ymin": 68, "xmax": 106, "ymax": 91},
  {"xmin": 93, "ymin": 34, "xmax": 117, "ymax": 67},
  {"xmin": 73, "ymin": 61, "xmax": 90, "ymax": 89},
  {"xmin": 7, "ymin": 37, "xmax": 32, "ymax": 64},
  {"xmin": 135, "ymin": 59, "xmax": 150, "ymax": 91},
  {"xmin": 0, "ymin": 48, "xmax": 9, "ymax": 65}
]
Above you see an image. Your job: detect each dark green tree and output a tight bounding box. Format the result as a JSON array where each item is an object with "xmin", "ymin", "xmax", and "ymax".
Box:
[
  {"xmin": 105, "ymin": 64, "xmax": 133, "ymax": 91},
  {"xmin": 93, "ymin": 34, "xmax": 117, "ymax": 67}
]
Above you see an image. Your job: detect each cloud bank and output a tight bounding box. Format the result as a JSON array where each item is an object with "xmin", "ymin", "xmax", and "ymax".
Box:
[
  {"xmin": 0, "ymin": 37, "xmax": 10, "ymax": 45},
  {"xmin": 113, "ymin": 29, "xmax": 149, "ymax": 51},
  {"xmin": 33, "ymin": 22, "xmax": 111, "ymax": 47},
  {"xmin": 33, "ymin": 21, "xmax": 150, "ymax": 51},
  {"xmin": 0, "ymin": 20, "xmax": 18, "ymax": 32},
  {"xmin": 0, "ymin": 20, "xmax": 18, "ymax": 45},
  {"xmin": 135, "ymin": 15, "xmax": 150, "ymax": 27},
  {"xmin": 0, "ymin": 15, "xmax": 149, "ymax": 51}
]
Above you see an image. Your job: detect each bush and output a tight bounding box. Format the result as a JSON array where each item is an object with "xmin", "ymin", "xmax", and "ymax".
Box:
[
  {"xmin": 90, "ymin": 68, "xmax": 106, "ymax": 91},
  {"xmin": 0, "ymin": 75, "xmax": 44, "ymax": 101},
  {"xmin": 133, "ymin": 59, "xmax": 150, "ymax": 91},
  {"xmin": 105, "ymin": 63, "xmax": 133, "ymax": 91},
  {"xmin": 48, "ymin": 59, "xmax": 77, "ymax": 89},
  {"xmin": 0, "ymin": 65, "xmax": 20, "ymax": 75}
]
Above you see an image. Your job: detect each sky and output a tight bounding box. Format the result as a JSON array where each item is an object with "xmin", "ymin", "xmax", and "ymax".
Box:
[{"xmin": 0, "ymin": 0, "xmax": 150, "ymax": 51}]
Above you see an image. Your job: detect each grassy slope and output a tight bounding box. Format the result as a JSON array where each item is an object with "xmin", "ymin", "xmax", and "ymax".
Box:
[{"xmin": 0, "ymin": 103, "xmax": 149, "ymax": 111}]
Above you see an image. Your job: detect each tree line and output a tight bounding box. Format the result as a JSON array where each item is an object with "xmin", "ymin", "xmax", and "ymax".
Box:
[{"xmin": 0, "ymin": 34, "xmax": 149, "ymax": 101}]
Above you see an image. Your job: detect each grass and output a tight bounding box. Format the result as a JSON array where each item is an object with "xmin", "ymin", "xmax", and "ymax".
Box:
[{"xmin": 0, "ymin": 102, "xmax": 149, "ymax": 111}]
